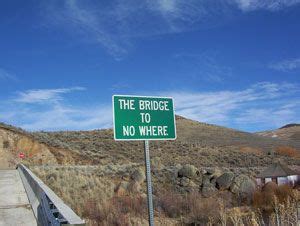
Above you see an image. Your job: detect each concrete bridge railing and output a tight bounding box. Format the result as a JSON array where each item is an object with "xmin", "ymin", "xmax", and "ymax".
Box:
[{"xmin": 17, "ymin": 164, "xmax": 85, "ymax": 226}]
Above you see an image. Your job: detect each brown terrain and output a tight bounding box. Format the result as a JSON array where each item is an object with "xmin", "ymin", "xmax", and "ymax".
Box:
[
  {"xmin": 0, "ymin": 116, "xmax": 299, "ymax": 225},
  {"xmin": 29, "ymin": 116, "xmax": 300, "ymax": 168},
  {"xmin": 1, "ymin": 116, "xmax": 299, "ymax": 169},
  {"xmin": 256, "ymin": 123, "xmax": 300, "ymax": 141},
  {"xmin": 0, "ymin": 122, "xmax": 85, "ymax": 169}
]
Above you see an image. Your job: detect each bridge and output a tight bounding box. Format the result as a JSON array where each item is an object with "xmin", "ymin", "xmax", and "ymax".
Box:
[{"xmin": 0, "ymin": 164, "xmax": 85, "ymax": 226}]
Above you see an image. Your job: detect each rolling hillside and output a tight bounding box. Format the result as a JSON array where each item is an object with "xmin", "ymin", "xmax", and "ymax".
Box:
[
  {"xmin": 1, "ymin": 116, "xmax": 299, "ymax": 169},
  {"xmin": 256, "ymin": 123, "xmax": 300, "ymax": 141},
  {"xmin": 28, "ymin": 116, "xmax": 300, "ymax": 168}
]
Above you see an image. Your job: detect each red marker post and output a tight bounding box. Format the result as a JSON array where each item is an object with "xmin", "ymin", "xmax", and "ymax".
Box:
[{"xmin": 19, "ymin": 152, "xmax": 25, "ymax": 159}]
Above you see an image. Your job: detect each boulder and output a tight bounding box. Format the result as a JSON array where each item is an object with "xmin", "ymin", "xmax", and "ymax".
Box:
[
  {"xmin": 131, "ymin": 168, "xmax": 145, "ymax": 184},
  {"xmin": 230, "ymin": 175, "xmax": 256, "ymax": 197},
  {"xmin": 210, "ymin": 177, "xmax": 217, "ymax": 187},
  {"xmin": 179, "ymin": 177, "xmax": 190, "ymax": 187},
  {"xmin": 216, "ymin": 172, "xmax": 235, "ymax": 190},
  {"xmin": 201, "ymin": 183, "xmax": 217, "ymax": 197},
  {"xmin": 206, "ymin": 168, "xmax": 222, "ymax": 177},
  {"xmin": 178, "ymin": 164, "xmax": 199, "ymax": 179},
  {"xmin": 202, "ymin": 174, "xmax": 212, "ymax": 185}
]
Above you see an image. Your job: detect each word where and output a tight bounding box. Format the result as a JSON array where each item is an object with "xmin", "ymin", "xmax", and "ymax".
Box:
[{"xmin": 123, "ymin": 125, "xmax": 168, "ymax": 137}]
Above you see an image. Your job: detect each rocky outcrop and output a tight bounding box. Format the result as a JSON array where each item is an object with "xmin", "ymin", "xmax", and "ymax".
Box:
[
  {"xmin": 178, "ymin": 164, "xmax": 200, "ymax": 179},
  {"xmin": 216, "ymin": 172, "xmax": 235, "ymax": 190},
  {"xmin": 115, "ymin": 168, "xmax": 146, "ymax": 196},
  {"xmin": 230, "ymin": 175, "xmax": 256, "ymax": 198},
  {"xmin": 114, "ymin": 163, "xmax": 256, "ymax": 200},
  {"xmin": 201, "ymin": 182, "xmax": 218, "ymax": 197}
]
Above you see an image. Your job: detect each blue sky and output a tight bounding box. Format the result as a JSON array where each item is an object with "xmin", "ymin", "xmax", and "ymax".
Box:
[{"xmin": 0, "ymin": 0, "xmax": 299, "ymax": 132}]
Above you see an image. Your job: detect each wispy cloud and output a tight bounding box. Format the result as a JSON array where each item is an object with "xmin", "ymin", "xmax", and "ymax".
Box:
[
  {"xmin": 234, "ymin": 0, "xmax": 300, "ymax": 11},
  {"xmin": 1, "ymin": 83, "xmax": 299, "ymax": 131},
  {"xmin": 18, "ymin": 104, "xmax": 112, "ymax": 131},
  {"xmin": 42, "ymin": 0, "xmax": 300, "ymax": 58},
  {"xmin": 1, "ymin": 86, "xmax": 110, "ymax": 131},
  {"xmin": 14, "ymin": 87, "xmax": 85, "ymax": 104},
  {"xmin": 163, "ymin": 82, "xmax": 299, "ymax": 131},
  {"xmin": 269, "ymin": 58, "xmax": 300, "ymax": 71},
  {"xmin": 236, "ymin": 103, "xmax": 299, "ymax": 128},
  {"xmin": 0, "ymin": 68, "xmax": 18, "ymax": 81}
]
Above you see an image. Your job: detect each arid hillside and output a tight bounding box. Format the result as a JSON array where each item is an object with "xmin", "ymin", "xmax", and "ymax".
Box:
[
  {"xmin": 29, "ymin": 116, "xmax": 300, "ymax": 168},
  {"xmin": 256, "ymin": 123, "xmax": 300, "ymax": 141},
  {"xmin": 1, "ymin": 117, "xmax": 299, "ymax": 225},
  {"xmin": 1, "ymin": 116, "xmax": 299, "ymax": 169},
  {"xmin": 0, "ymin": 123, "xmax": 85, "ymax": 168}
]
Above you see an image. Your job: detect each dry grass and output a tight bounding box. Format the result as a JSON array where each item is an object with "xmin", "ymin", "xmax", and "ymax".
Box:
[
  {"xmin": 240, "ymin": 147, "xmax": 264, "ymax": 156},
  {"xmin": 253, "ymin": 184, "xmax": 295, "ymax": 210},
  {"xmin": 253, "ymin": 185, "xmax": 300, "ymax": 225},
  {"xmin": 276, "ymin": 146, "xmax": 300, "ymax": 158},
  {"xmin": 82, "ymin": 196, "xmax": 147, "ymax": 226},
  {"xmin": 30, "ymin": 165, "xmax": 115, "ymax": 217},
  {"xmin": 30, "ymin": 165, "xmax": 300, "ymax": 226},
  {"xmin": 29, "ymin": 116, "xmax": 300, "ymax": 168}
]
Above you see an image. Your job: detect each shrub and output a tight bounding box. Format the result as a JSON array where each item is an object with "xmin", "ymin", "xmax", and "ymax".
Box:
[
  {"xmin": 240, "ymin": 147, "xmax": 263, "ymax": 156},
  {"xmin": 83, "ymin": 199, "xmax": 129, "ymax": 226},
  {"xmin": 111, "ymin": 196, "xmax": 147, "ymax": 217},
  {"xmin": 158, "ymin": 191, "xmax": 185, "ymax": 218},
  {"xmin": 158, "ymin": 191, "xmax": 220, "ymax": 224},
  {"xmin": 186, "ymin": 193, "xmax": 219, "ymax": 224},
  {"xmin": 275, "ymin": 146, "xmax": 299, "ymax": 157},
  {"xmin": 252, "ymin": 184, "xmax": 296, "ymax": 216},
  {"xmin": 3, "ymin": 140, "xmax": 9, "ymax": 149}
]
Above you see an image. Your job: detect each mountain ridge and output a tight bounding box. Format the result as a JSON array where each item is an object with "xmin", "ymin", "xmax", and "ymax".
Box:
[{"xmin": 1, "ymin": 116, "xmax": 299, "ymax": 168}]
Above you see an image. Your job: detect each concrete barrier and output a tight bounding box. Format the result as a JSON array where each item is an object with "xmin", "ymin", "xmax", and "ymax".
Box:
[{"xmin": 17, "ymin": 164, "xmax": 85, "ymax": 226}]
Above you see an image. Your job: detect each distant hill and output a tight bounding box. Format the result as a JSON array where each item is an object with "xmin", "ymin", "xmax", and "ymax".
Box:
[
  {"xmin": 29, "ymin": 115, "xmax": 300, "ymax": 168},
  {"xmin": 280, "ymin": 123, "xmax": 300, "ymax": 129},
  {"xmin": 1, "ymin": 117, "xmax": 299, "ymax": 169},
  {"xmin": 256, "ymin": 123, "xmax": 300, "ymax": 142}
]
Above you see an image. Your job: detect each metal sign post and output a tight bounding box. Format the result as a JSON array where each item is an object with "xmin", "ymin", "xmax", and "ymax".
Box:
[
  {"xmin": 144, "ymin": 140, "xmax": 154, "ymax": 226},
  {"xmin": 297, "ymin": 202, "xmax": 300, "ymax": 224}
]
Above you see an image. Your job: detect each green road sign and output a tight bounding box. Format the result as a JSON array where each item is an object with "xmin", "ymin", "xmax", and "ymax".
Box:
[{"xmin": 113, "ymin": 95, "xmax": 176, "ymax": 140}]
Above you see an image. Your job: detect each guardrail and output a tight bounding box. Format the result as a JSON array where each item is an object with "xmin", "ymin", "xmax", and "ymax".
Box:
[{"xmin": 17, "ymin": 164, "xmax": 85, "ymax": 226}]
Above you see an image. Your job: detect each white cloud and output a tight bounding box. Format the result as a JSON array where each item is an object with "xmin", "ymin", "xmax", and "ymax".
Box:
[
  {"xmin": 269, "ymin": 58, "xmax": 300, "ymax": 71},
  {"xmin": 236, "ymin": 105, "xmax": 298, "ymax": 128},
  {"xmin": 41, "ymin": 0, "xmax": 300, "ymax": 58},
  {"xmin": 235, "ymin": 0, "xmax": 300, "ymax": 11},
  {"xmin": 163, "ymin": 82, "xmax": 299, "ymax": 130},
  {"xmin": 1, "ymin": 82, "xmax": 299, "ymax": 131},
  {"xmin": 1, "ymin": 86, "xmax": 111, "ymax": 131},
  {"xmin": 19, "ymin": 104, "xmax": 112, "ymax": 131},
  {"xmin": 14, "ymin": 87, "xmax": 85, "ymax": 104}
]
